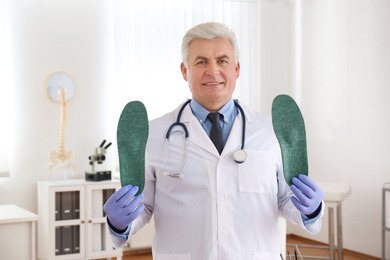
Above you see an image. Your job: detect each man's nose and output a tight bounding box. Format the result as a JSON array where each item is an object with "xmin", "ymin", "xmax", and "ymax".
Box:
[{"xmin": 205, "ymin": 62, "xmax": 220, "ymax": 76}]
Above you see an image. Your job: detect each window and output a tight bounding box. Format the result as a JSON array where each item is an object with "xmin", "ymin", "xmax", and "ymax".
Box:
[{"xmin": 113, "ymin": 0, "xmax": 261, "ymax": 120}]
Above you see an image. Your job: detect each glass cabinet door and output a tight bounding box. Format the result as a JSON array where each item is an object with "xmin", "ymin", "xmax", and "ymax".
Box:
[
  {"xmin": 55, "ymin": 191, "xmax": 80, "ymax": 221},
  {"xmin": 86, "ymin": 183, "xmax": 119, "ymax": 258},
  {"xmin": 52, "ymin": 186, "xmax": 84, "ymax": 258},
  {"xmin": 55, "ymin": 225, "xmax": 80, "ymax": 255}
]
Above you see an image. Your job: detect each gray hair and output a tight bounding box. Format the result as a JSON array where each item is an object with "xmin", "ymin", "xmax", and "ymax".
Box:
[{"xmin": 181, "ymin": 22, "xmax": 240, "ymax": 66}]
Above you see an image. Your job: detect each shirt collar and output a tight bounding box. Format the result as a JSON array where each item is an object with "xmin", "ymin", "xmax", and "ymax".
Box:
[{"xmin": 190, "ymin": 98, "xmax": 236, "ymax": 125}]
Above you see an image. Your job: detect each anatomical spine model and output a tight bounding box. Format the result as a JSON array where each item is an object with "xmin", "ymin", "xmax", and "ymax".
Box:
[{"xmin": 48, "ymin": 88, "xmax": 76, "ymax": 175}]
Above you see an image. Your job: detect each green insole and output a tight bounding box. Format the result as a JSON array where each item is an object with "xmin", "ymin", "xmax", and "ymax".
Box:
[
  {"xmin": 117, "ymin": 101, "xmax": 149, "ymax": 196},
  {"xmin": 271, "ymin": 95, "xmax": 308, "ymax": 186}
]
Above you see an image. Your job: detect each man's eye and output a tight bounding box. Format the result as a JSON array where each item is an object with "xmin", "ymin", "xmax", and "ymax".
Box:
[
  {"xmin": 196, "ymin": 61, "xmax": 206, "ymax": 65},
  {"xmin": 219, "ymin": 60, "xmax": 228, "ymax": 64}
]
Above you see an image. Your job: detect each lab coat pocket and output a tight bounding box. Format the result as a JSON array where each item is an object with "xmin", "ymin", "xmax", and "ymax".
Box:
[
  {"xmin": 238, "ymin": 150, "xmax": 276, "ymax": 193},
  {"xmin": 253, "ymin": 251, "xmax": 281, "ymax": 260},
  {"xmin": 155, "ymin": 253, "xmax": 191, "ymax": 260}
]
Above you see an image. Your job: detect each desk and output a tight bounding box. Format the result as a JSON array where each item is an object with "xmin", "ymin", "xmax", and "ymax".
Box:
[{"xmin": 0, "ymin": 204, "xmax": 38, "ymax": 260}]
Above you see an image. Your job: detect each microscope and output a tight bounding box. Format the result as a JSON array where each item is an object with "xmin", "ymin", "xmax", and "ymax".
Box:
[{"xmin": 85, "ymin": 140, "xmax": 112, "ymax": 181}]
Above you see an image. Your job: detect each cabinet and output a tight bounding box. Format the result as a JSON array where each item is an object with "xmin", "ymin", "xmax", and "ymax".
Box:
[{"xmin": 38, "ymin": 179, "xmax": 122, "ymax": 260}]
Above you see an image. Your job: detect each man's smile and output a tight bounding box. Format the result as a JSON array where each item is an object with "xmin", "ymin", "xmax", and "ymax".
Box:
[{"xmin": 202, "ymin": 82, "xmax": 224, "ymax": 86}]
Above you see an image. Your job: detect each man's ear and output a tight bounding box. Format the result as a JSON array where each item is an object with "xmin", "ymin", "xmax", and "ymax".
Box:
[
  {"xmin": 235, "ymin": 61, "xmax": 240, "ymax": 79},
  {"xmin": 180, "ymin": 62, "xmax": 188, "ymax": 81}
]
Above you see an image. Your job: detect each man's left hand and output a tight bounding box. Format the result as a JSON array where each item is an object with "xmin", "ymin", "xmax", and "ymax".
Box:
[{"xmin": 290, "ymin": 174, "xmax": 324, "ymax": 216}]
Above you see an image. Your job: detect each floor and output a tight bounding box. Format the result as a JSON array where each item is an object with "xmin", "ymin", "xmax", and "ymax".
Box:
[
  {"xmin": 112, "ymin": 235, "xmax": 379, "ymax": 260},
  {"xmin": 285, "ymin": 235, "xmax": 378, "ymax": 260}
]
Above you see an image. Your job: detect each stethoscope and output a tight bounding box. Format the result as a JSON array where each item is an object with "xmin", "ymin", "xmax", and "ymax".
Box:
[{"xmin": 163, "ymin": 99, "xmax": 247, "ymax": 179}]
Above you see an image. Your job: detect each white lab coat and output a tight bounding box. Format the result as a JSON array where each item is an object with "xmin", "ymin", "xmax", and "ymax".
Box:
[{"xmin": 111, "ymin": 100, "xmax": 323, "ymax": 260}]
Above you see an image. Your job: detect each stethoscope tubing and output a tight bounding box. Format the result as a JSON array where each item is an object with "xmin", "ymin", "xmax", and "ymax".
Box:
[
  {"xmin": 166, "ymin": 99, "xmax": 245, "ymax": 145},
  {"xmin": 235, "ymin": 101, "xmax": 246, "ymax": 150},
  {"xmin": 164, "ymin": 99, "xmax": 247, "ymax": 178},
  {"xmin": 165, "ymin": 99, "xmax": 191, "ymax": 139}
]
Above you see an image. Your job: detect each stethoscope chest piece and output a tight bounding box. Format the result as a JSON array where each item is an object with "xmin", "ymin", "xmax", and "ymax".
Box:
[{"xmin": 233, "ymin": 149, "xmax": 247, "ymax": 163}]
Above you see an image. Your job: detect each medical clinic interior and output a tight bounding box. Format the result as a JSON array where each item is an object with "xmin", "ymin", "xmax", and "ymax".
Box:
[{"xmin": 0, "ymin": 0, "xmax": 389, "ymax": 259}]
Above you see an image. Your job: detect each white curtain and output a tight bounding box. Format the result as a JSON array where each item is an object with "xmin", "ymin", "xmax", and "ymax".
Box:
[
  {"xmin": 0, "ymin": 0, "xmax": 11, "ymax": 177},
  {"xmin": 113, "ymin": 0, "xmax": 261, "ymax": 120}
]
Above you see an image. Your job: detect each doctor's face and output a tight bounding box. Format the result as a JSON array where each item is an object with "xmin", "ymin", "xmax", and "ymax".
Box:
[{"xmin": 181, "ymin": 38, "xmax": 240, "ymax": 112}]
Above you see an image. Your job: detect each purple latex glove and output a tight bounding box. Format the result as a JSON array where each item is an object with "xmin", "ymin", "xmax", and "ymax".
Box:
[
  {"xmin": 290, "ymin": 174, "xmax": 324, "ymax": 216},
  {"xmin": 103, "ymin": 185, "xmax": 144, "ymax": 230}
]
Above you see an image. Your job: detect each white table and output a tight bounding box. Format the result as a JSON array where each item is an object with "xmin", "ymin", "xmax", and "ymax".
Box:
[
  {"xmin": 289, "ymin": 182, "xmax": 352, "ymax": 260},
  {"xmin": 320, "ymin": 182, "xmax": 352, "ymax": 260},
  {"xmin": 0, "ymin": 204, "xmax": 38, "ymax": 260}
]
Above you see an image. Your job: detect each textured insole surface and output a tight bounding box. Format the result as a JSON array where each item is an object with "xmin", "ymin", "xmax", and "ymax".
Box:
[
  {"xmin": 272, "ymin": 95, "xmax": 308, "ymax": 186},
  {"xmin": 117, "ymin": 101, "xmax": 149, "ymax": 195}
]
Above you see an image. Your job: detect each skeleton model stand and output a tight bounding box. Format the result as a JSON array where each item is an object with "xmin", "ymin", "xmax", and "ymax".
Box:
[
  {"xmin": 48, "ymin": 88, "xmax": 76, "ymax": 179},
  {"xmin": 85, "ymin": 140, "xmax": 112, "ymax": 181}
]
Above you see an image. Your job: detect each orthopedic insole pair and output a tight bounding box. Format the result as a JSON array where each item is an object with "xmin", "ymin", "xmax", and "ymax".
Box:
[{"xmin": 116, "ymin": 95, "xmax": 307, "ymax": 194}]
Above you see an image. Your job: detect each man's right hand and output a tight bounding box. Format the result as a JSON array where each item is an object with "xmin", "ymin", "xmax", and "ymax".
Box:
[{"xmin": 103, "ymin": 185, "xmax": 145, "ymax": 231}]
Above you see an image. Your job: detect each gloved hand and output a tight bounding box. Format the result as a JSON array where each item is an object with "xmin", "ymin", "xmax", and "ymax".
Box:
[
  {"xmin": 103, "ymin": 185, "xmax": 145, "ymax": 231},
  {"xmin": 290, "ymin": 174, "xmax": 324, "ymax": 217}
]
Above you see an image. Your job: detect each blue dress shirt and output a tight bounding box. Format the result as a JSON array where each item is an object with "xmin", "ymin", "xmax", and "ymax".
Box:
[{"xmin": 189, "ymin": 98, "xmax": 238, "ymax": 147}]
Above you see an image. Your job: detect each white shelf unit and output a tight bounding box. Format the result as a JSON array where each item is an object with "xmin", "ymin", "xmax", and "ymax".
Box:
[{"xmin": 38, "ymin": 179, "xmax": 122, "ymax": 260}]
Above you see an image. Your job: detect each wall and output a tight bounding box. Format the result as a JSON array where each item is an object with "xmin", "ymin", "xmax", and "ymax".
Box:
[
  {"xmin": 259, "ymin": 0, "xmax": 294, "ymax": 113},
  {"xmin": 259, "ymin": 1, "xmax": 389, "ymax": 258},
  {"xmin": 0, "ymin": 0, "xmax": 116, "ymax": 211}
]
